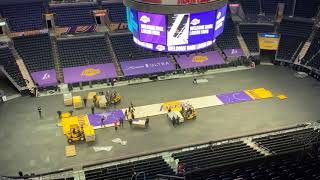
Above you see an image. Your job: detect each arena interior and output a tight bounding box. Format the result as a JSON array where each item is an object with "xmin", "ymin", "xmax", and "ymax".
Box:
[{"xmin": 0, "ymin": 0, "xmax": 320, "ymax": 179}]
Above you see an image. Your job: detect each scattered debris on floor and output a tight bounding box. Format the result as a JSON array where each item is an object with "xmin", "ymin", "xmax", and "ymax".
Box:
[
  {"xmin": 93, "ymin": 146, "xmax": 113, "ymax": 152},
  {"xmin": 112, "ymin": 138, "xmax": 127, "ymax": 145}
]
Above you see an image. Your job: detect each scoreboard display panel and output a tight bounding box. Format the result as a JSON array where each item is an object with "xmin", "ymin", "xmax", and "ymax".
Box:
[{"xmin": 127, "ymin": 4, "xmax": 228, "ymax": 52}]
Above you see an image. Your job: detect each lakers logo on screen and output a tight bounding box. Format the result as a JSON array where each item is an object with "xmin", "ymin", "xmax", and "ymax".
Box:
[
  {"xmin": 192, "ymin": 55, "xmax": 208, "ymax": 63},
  {"xmin": 81, "ymin": 68, "xmax": 101, "ymax": 77}
]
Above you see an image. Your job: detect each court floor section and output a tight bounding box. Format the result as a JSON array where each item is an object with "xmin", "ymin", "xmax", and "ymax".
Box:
[{"xmin": 1, "ymin": 65, "xmax": 320, "ymax": 176}]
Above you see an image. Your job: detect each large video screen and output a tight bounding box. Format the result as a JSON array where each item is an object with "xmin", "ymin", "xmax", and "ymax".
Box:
[{"xmin": 127, "ymin": 4, "xmax": 227, "ymax": 52}]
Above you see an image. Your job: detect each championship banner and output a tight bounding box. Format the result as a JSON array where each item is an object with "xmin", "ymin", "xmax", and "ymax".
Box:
[
  {"xmin": 174, "ymin": 51, "xmax": 225, "ymax": 69},
  {"xmin": 63, "ymin": 63, "xmax": 117, "ymax": 84},
  {"xmin": 258, "ymin": 33, "xmax": 280, "ymax": 50},
  {"xmin": 120, "ymin": 57, "xmax": 175, "ymax": 76},
  {"xmin": 223, "ymin": 48, "xmax": 245, "ymax": 57},
  {"xmin": 31, "ymin": 69, "xmax": 58, "ymax": 87}
]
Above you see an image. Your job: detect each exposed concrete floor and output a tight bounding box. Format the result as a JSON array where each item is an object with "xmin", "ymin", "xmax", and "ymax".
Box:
[{"xmin": 1, "ymin": 65, "xmax": 320, "ymax": 176}]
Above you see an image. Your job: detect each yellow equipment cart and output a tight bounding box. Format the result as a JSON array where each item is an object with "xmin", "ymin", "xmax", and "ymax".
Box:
[
  {"xmin": 61, "ymin": 115, "xmax": 95, "ymax": 143},
  {"xmin": 180, "ymin": 104, "xmax": 197, "ymax": 120}
]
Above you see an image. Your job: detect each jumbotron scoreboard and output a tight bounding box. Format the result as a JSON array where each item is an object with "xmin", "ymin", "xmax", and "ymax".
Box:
[{"xmin": 124, "ymin": 0, "xmax": 228, "ymax": 52}]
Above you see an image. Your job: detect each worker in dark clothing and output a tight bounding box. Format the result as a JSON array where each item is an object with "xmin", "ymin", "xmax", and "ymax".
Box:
[
  {"xmin": 57, "ymin": 111, "xmax": 62, "ymax": 119},
  {"xmin": 93, "ymin": 95, "xmax": 97, "ymax": 107},
  {"xmin": 91, "ymin": 105, "xmax": 95, "ymax": 114},
  {"xmin": 176, "ymin": 116, "xmax": 180, "ymax": 125},
  {"xmin": 145, "ymin": 117, "xmax": 150, "ymax": 129},
  {"xmin": 18, "ymin": 171, "xmax": 23, "ymax": 177},
  {"xmin": 172, "ymin": 117, "xmax": 176, "ymax": 127},
  {"xmin": 38, "ymin": 106, "xmax": 42, "ymax": 119},
  {"xmin": 119, "ymin": 117, "xmax": 124, "ymax": 128},
  {"xmin": 101, "ymin": 116, "xmax": 105, "ymax": 127},
  {"xmin": 128, "ymin": 118, "xmax": 133, "ymax": 128},
  {"xmin": 83, "ymin": 97, "xmax": 87, "ymax": 107},
  {"xmin": 125, "ymin": 109, "xmax": 128, "ymax": 120},
  {"xmin": 193, "ymin": 78, "xmax": 197, "ymax": 84},
  {"xmin": 114, "ymin": 120, "xmax": 119, "ymax": 131}
]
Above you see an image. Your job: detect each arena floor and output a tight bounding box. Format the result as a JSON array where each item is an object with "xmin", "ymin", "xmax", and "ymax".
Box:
[{"xmin": 1, "ymin": 65, "xmax": 320, "ymax": 176}]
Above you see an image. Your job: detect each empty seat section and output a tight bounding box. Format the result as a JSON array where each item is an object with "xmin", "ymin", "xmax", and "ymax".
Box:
[
  {"xmin": 102, "ymin": 2, "xmax": 127, "ymax": 23},
  {"xmin": 84, "ymin": 156, "xmax": 174, "ymax": 180},
  {"xmin": 276, "ymin": 19, "xmax": 313, "ymax": 61},
  {"xmin": 13, "ymin": 34, "xmax": 54, "ymax": 72},
  {"xmin": 172, "ymin": 141, "xmax": 263, "ymax": 171},
  {"xmin": 253, "ymin": 128, "xmax": 317, "ymax": 154},
  {"xmin": 57, "ymin": 35, "xmax": 112, "ymax": 68},
  {"xmin": 239, "ymin": 24, "xmax": 274, "ymax": 52},
  {"xmin": 216, "ymin": 18, "xmax": 241, "ymax": 50},
  {"xmin": 109, "ymin": 34, "xmax": 161, "ymax": 62},
  {"xmin": 0, "ymin": 2, "xmax": 45, "ymax": 32},
  {"xmin": 0, "ymin": 47, "xmax": 26, "ymax": 87},
  {"xmin": 49, "ymin": 3, "xmax": 97, "ymax": 26},
  {"xmin": 302, "ymin": 30, "xmax": 320, "ymax": 69}
]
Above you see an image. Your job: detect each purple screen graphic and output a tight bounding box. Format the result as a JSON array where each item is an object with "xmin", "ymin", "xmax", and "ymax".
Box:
[
  {"xmin": 138, "ymin": 12, "xmax": 167, "ymax": 45},
  {"xmin": 120, "ymin": 57, "xmax": 175, "ymax": 76},
  {"xmin": 189, "ymin": 11, "xmax": 216, "ymax": 44},
  {"xmin": 214, "ymin": 4, "xmax": 227, "ymax": 38}
]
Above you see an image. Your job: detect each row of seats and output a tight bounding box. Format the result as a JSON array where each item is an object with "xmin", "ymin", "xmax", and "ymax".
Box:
[
  {"xmin": 0, "ymin": 2, "xmax": 45, "ymax": 32},
  {"xmin": 109, "ymin": 34, "xmax": 162, "ymax": 62},
  {"xmin": 186, "ymin": 127, "xmax": 320, "ymax": 180},
  {"xmin": 49, "ymin": 3, "xmax": 97, "ymax": 26},
  {"xmin": 276, "ymin": 19, "xmax": 314, "ymax": 61},
  {"xmin": 294, "ymin": 0, "xmax": 320, "ymax": 18},
  {"xmin": 216, "ymin": 18, "xmax": 241, "ymax": 50},
  {"xmin": 239, "ymin": 0, "xmax": 319, "ymax": 18},
  {"xmin": 84, "ymin": 156, "xmax": 175, "ymax": 180},
  {"xmin": 253, "ymin": 128, "xmax": 318, "ymax": 154},
  {"xmin": 189, "ymin": 151, "xmax": 320, "ymax": 180},
  {"xmin": 239, "ymin": 24, "xmax": 274, "ymax": 52},
  {"xmin": 0, "ymin": 47, "xmax": 26, "ymax": 87},
  {"xmin": 102, "ymin": 2, "xmax": 126, "ymax": 23},
  {"xmin": 172, "ymin": 141, "xmax": 264, "ymax": 171},
  {"xmin": 302, "ymin": 30, "xmax": 320, "ymax": 69},
  {"xmin": 13, "ymin": 34, "xmax": 54, "ymax": 72},
  {"xmin": 57, "ymin": 35, "xmax": 113, "ymax": 68}
]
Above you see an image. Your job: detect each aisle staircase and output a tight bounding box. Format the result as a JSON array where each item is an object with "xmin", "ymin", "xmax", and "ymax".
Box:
[
  {"xmin": 294, "ymin": 41, "xmax": 311, "ymax": 64},
  {"xmin": 104, "ymin": 33, "xmax": 123, "ymax": 76},
  {"xmin": 8, "ymin": 44, "xmax": 35, "ymax": 91},
  {"xmin": 235, "ymin": 25, "xmax": 250, "ymax": 57},
  {"xmin": 50, "ymin": 35, "xmax": 63, "ymax": 82}
]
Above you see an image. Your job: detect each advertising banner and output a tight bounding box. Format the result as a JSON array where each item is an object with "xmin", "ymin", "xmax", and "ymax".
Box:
[
  {"xmin": 258, "ymin": 33, "xmax": 280, "ymax": 50},
  {"xmin": 120, "ymin": 57, "xmax": 175, "ymax": 76},
  {"xmin": 63, "ymin": 63, "xmax": 117, "ymax": 84},
  {"xmin": 223, "ymin": 48, "xmax": 245, "ymax": 57},
  {"xmin": 174, "ymin": 51, "xmax": 225, "ymax": 69},
  {"xmin": 138, "ymin": 12, "xmax": 167, "ymax": 45},
  {"xmin": 31, "ymin": 69, "xmax": 58, "ymax": 87}
]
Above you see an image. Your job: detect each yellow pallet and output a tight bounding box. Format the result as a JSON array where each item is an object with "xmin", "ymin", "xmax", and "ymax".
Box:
[
  {"xmin": 65, "ymin": 145, "xmax": 76, "ymax": 157},
  {"xmin": 277, "ymin": 94, "xmax": 287, "ymax": 100}
]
